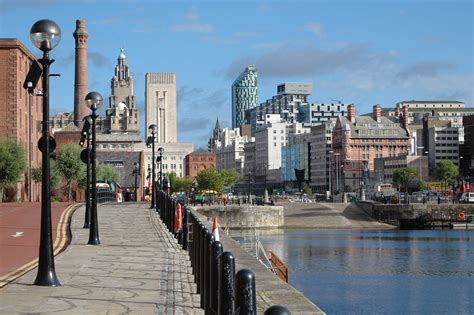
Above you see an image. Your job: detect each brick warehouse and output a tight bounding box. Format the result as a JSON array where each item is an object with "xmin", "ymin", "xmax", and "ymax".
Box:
[{"xmin": 0, "ymin": 38, "xmax": 42, "ymax": 202}]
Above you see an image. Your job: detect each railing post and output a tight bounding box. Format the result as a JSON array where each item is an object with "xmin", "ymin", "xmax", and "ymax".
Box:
[
  {"xmin": 264, "ymin": 305, "xmax": 292, "ymax": 315},
  {"xmin": 182, "ymin": 207, "xmax": 189, "ymax": 250},
  {"xmin": 200, "ymin": 227, "xmax": 209, "ymax": 306},
  {"xmin": 210, "ymin": 240, "xmax": 223, "ymax": 314},
  {"xmin": 203, "ymin": 232, "xmax": 215, "ymax": 311},
  {"xmin": 218, "ymin": 251, "xmax": 235, "ymax": 315},
  {"xmin": 235, "ymin": 269, "xmax": 256, "ymax": 314}
]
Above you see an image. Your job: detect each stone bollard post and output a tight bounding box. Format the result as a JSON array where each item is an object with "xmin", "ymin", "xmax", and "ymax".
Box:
[
  {"xmin": 264, "ymin": 305, "xmax": 292, "ymax": 315},
  {"xmin": 210, "ymin": 241, "xmax": 223, "ymax": 314},
  {"xmin": 235, "ymin": 269, "xmax": 256, "ymax": 314},
  {"xmin": 218, "ymin": 251, "xmax": 235, "ymax": 315}
]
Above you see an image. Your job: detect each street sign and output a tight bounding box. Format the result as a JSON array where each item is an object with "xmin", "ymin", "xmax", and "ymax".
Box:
[
  {"xmin": 37, "ymin": 136, "xmax": 56, "ymax": 153},
  {"xmin": 80, "ymin": 148, "xmax": 89, "ymax": 163}
]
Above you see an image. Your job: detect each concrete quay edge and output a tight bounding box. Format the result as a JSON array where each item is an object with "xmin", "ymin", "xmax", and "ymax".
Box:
[{"xmin": 192, "ymin": 208, "xmax": 326, "ymax": 314}]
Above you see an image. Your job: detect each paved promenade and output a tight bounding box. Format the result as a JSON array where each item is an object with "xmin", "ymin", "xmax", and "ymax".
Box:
[{"xmin": 0, "ymin": 203, "xmax": 203, "ymax": 314}]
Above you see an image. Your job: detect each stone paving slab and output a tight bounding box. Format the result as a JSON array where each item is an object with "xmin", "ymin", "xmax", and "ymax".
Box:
[{"xmin": 0, "ymin": 203, "xmax": 203, "ymax": 315}]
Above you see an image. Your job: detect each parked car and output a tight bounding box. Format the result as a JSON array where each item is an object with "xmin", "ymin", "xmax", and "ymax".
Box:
[{"xmin": 459, "ymin": 192, "xmax": 474, "ymax": 203}]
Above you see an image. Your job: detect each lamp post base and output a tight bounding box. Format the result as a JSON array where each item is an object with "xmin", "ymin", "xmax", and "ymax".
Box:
[{"xmin": 33, "ymin": 269, "xmax": 61, "ymax": 287}]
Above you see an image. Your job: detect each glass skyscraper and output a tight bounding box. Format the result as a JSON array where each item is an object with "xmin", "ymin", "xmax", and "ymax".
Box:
[{"xmin": 232, "ymin": 65, "xmax": 258, "ymax": 129}]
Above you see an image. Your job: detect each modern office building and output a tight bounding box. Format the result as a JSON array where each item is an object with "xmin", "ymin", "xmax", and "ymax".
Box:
[
  {"xmin": 299, "ymin": 102, "xmax": 348, "ymax": 126},
  {"xmin": 281, "ymin": 131, "xmax": 311, "ymax": 190},
  {"xmin": 374, "ymin": 154, "xmax": 429, "ymax": 184},
  {"xmin": 104, "ymin": 49, "xmax": 139, "ymax": 134},
  {"xmin": 460, "ymin": 114, "xmax": 474, "ymax": 176},
  {"xmin": 427, "ymin": 125, "xmax": 461, "ymax": 169},
  {"xmin": 309, "ymin": 122, "xmax": 335, "ymax": 194},
  {"xmin": 232, "ymin": 65, "xmax": 258, "ymax": 129},
  {"xmin": 248, "ymin": 82, "xmax": 311, "ymax": 135},
  {"xmin": 145, "ymin": 72, "xmax": 177, "ymax": 142},
  {"xmin": 0, "ymin": 38, "xmax": 42, "ymax": 202}
]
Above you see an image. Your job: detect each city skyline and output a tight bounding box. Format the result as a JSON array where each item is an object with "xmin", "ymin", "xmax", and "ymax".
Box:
[{"xmin": 1, "ymin": 0, "xmax": 472, "ymax": 148}]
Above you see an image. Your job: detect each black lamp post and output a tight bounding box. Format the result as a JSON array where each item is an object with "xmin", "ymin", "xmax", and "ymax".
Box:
[
  {"xmin": 85, "ymin": 91, "xmax": 103, "ymax": 245},
  {"xmin": 30, "ymin": 19, "xmax": 61, "ymax": 287},
  {"xmin": 157, "ymin": 147, "xmax": 164, "ymax": 191},
  {"xmin": 133, "ymin": 162, "xmax": 139, "ymax": 202},
  {"xmin": 79, "ymin": 116, "xmax": 92, "ymax": 228},
  {"xmin": 148, "ymin": 124, "xmax": 157, "ymax": 208}
]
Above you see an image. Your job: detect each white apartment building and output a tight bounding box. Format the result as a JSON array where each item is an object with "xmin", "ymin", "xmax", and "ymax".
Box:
[{"xmin": 215, "ymin": 127, "xmax": 252, "ymax": 177}]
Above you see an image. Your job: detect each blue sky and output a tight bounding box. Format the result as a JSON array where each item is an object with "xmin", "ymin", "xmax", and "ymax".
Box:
[{"xmin": 1, "ymin": 0, "xmax": 473, "ymax": 148}]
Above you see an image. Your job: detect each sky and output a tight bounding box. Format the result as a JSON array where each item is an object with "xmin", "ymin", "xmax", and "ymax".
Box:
[{"xmin": 1, "ymin": 0, "xmax": 473, "ymax": 148}]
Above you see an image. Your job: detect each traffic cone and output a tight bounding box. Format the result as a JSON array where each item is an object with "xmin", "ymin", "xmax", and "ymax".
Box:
[{"xmin": 212, "ymin": 216, "xmax": 220, "ymax": 241}]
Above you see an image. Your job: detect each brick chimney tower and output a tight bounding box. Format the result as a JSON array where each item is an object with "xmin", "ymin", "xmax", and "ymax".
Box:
[
  {"xmin": 373, "ymin": 104, "xmax": 381, "ymax": 122},
  {"xmin": 347, "ymin": 104, "xmax": 356, "ymax": 122},
  {"xmin": 73, "ymin": 19, "xmax": 88, "ymax": 127},
  {"xmin": 402, "ymin": 105, "xmax": 409, "ymax": 129}
]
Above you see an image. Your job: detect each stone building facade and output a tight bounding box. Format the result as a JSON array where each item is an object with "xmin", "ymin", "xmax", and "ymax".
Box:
[
  {"xmin": 0, "ymin": 38, "xmax": 42, "ymax": 201},
  {"xmin": 332, "ymin": 104, "xmax": 411, "ymax": 193},
  {"xmin": 145, "ymin": 72, "xmax": 177, "ymax": 142},
  {"xmin": 104, "ymin": 49, "xmax": 139, "ymax": 133}
]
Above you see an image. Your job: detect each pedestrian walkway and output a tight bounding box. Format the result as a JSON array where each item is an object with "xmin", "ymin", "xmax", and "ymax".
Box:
[{"xmin": 0, "ymin": 203, "xmax": 203, "ymax": 314}]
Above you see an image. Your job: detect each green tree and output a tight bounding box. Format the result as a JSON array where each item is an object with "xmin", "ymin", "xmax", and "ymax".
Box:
[
  {"xmin": 301, "ymin": 182, "xmax": 312, "ymax": 195},
  {"xmin": 172, "ymin": 174, "xmax": 195, "ymax": 193},
  {"xmin": 433, "ymin": 160, "xmax": 459, "ymax": 191},
  {"xmin": 96, "ymin": 163, "xmax": 120, "ymax": 183},
  {"xmin": 32, "ymin": 160, "xmax": 61, "ymax": 191},
  {"xmin": 392, "ymin": 167, "xmax": 418, "ymax": 193},
  {"xmin": 416, "ymin": 180, "xmax": 428, "ymax": 191},
  {"xmin": 0, "ymin": 138, "xmax": 26, "ymax": 202},
  {"xmin": 220, "ymin": 169, "xmax": 240, "ymax": 187},
  {"xmin": 55, "ymin": 143, "xmax": 84, "ymax": 200},
  {"xmin": 196, "ymin": 167, "xmax": 224, "ymax": 193}
]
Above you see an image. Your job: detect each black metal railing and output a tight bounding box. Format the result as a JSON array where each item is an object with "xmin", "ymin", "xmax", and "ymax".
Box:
[
  {"xmin": 156, "ymin": 190, "xmax": 291, "ymax": 314},
  {"xmin": 96, "ymin": 189, "xmax": 116, "ymax": 204}
]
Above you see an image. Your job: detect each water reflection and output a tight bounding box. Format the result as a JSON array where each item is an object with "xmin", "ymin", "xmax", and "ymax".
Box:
[{"xmin": 259, "ymin": 230, "xmax": 474, "ymax": 314}]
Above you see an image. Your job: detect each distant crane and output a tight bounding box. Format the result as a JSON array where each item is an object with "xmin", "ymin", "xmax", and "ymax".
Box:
[{"xmin": 331, "ymin": 99, "xmax": 342, "ymax": 104}]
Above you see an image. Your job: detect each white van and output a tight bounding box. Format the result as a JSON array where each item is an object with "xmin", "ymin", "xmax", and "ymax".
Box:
[{"xmin": 459, "ymin": 192, "xmax": 474, "ymax": 203}]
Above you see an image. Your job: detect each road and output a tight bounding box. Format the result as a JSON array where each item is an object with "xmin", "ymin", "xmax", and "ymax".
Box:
[
  {"xmin": 279, "ymin": 201, "xmax": 395, "ymax": 229},
  {"xmin": 0, "ymin": 202, "xmax": 74, "ymax": 284}
]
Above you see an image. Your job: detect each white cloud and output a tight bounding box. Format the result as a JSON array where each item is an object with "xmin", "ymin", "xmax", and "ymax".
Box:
[
  {"xmin": 171, "ymin": 6, "xmax": 214, "ymax": 33},
  {"xmin": 304, "ymin": 23, "xmax": 324, "ymax": 37}
]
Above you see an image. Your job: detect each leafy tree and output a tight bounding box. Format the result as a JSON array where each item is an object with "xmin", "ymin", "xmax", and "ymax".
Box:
[
  {"xmin": 301, "ymin": 182, "xmax": 312, "ymax": 195},
  {"xmin": 32, "ymin": 160, "xmax": 61, "ymax": 191},
  {"xmin": 433, "ymin": 160, "xmax": 459, "ymax": 191},
  {"xmin": 392, "ymin": 167, "xmax": 418, "ymax": 193},
  {"xmin": 0, "ymin": 138, "xmax": 26, "ymax": 202},
  {"xmin": 416, "ymin": 180, "xmax": 428, "ymax": 191},
  {"xmin": 55, "ymin": 143, "xmax": 84, "ymax": 200},
  {"xmin": 220, "ymin": 169, "xmax": 240, "ymax": 187},
  {"xmin": 168, "ymin": 172, "xmax": 178, "ymax": 191},
  {"xmin": 96, "ymin": 163, "xmax": 120, "ymax": 183},
  {"xmin": 172, "ymin": 174, "xmax": 195, "ymax": 193},
  {"xmin": 196, "ymin": 167, "xmax": 224, "ymax": 193}
]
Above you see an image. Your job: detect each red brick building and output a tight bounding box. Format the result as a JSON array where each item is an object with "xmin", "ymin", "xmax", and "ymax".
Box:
[
  {"xmin": 0, "ymin": 39, "xmax": 42, "ymax": 201},
  {"xmin": 333, "ymin": 104, "xmax": 411, "ymax": 193},
  {"xmin": 185, "ymin": 149, "xmax": 216, "ymax": 178}
]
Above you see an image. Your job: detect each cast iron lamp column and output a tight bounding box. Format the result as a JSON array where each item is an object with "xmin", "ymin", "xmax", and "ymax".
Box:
[
  {"xmin": 30, "ymin": 19, "xmax": 61, "ymax": 287},
  {"xmin": 149, "ymin": 124, "xmax": 157, "ymax": 208},
  {"xmin": 158, "ymin": 147, "xmax": 164, "ymax": 191},
  {"xmin": 133, "ymin": 162, "xmax": 139, "ymax": 202},
  {"xmin": 85, "ymin": 92, "xmax": 103, "ymax": 245},
  {"xmin": 79, "ymin": 116, "xmax": 92, "ymax": 228}
]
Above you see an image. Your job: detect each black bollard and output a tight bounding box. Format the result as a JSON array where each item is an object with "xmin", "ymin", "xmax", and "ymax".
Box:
[
  {"xmin": 210, "ymin": 241, "xmax": 223, "ymax": 314},
  {"xmin": 235, "ymin": 269, "xmax": 257, "ymax": 314},
  {"xmin": 218, "ymin": 251, "xmax": 235, "ymax": 315},
  {"xmin": 264, "ymin": 305, "xmax": 292, "ymax": 315},
  {"xmin": 200, "ymin": 228, "xmax": 210, "ymax": 307},
  {"xmin": 203, "ymin": 232, "xmax": 214, "ymax": 311}
]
